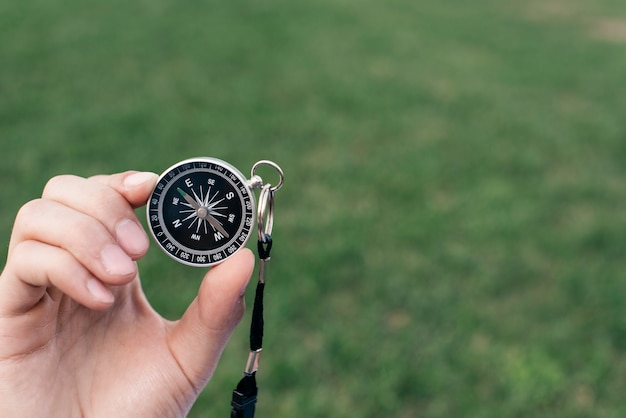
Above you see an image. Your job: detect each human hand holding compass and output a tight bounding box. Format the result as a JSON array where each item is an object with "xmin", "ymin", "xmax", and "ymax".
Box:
[{"xmin": 0, "ymin": 170, "xmax": 255, "ymax": 417}]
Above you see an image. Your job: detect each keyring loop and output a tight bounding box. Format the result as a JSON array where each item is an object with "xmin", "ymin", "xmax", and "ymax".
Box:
[
  {"xmin": 251, "ymin": 160, "xmax": 284, "ymax": 192},
  {"xmin": 257, "ymin": 184, "xmax": 274, "ymax": 242}
]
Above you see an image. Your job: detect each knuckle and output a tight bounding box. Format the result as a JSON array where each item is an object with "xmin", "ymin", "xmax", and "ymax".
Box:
[
  {"xmin": 6, "ymin": 239, "xmax": 32, "ymax": 266},
  {"xmin": 93, "ymin": 186, "xmax": 126, "ymax": 211},
  {"xmin": 14, "ymin": 198, "xmax": 44, "ymax": 225},
  {"xmin": 63, "ymin": 217, "xmax": 113, "ymax": 254},
  {"xmin": 42, "ymin": 174, "xmax": 81, "ymax": 198}
]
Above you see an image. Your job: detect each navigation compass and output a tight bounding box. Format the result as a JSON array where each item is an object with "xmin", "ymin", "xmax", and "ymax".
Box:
[{"xmin": 147, "ymin": 157, "xmax": 257, "ymax": 267}]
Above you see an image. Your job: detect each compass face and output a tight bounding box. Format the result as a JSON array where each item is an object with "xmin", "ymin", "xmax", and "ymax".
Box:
[{"xmin": 147, "ymin": 157, "xmax": 254, "ymax": 267}]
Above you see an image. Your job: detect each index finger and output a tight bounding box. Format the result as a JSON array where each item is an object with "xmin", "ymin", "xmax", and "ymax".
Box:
[{"xmin": 89, "ymin": 171, "xmax": 158, "ymax": 208}]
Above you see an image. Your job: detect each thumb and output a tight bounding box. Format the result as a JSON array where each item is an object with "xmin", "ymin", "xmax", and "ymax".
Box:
[{"xmin": 168, "ymin": 248, "xmax": 255, "ymax": 390}]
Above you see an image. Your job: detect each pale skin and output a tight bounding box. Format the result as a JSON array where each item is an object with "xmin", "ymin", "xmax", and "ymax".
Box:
[{"xmin": 0, "ymin": 171, "xmax": 255, "ymax": 417}]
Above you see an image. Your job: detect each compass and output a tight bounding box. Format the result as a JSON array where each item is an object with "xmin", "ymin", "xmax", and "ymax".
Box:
[{"xmin": 147, "ymin": 157, "xmax": 255, "ymax": 267}]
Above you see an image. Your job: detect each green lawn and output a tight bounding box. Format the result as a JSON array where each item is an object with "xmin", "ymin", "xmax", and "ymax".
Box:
[{"xmin": 2, "ymin": 0, "xmax": 626, "ymax": 416}]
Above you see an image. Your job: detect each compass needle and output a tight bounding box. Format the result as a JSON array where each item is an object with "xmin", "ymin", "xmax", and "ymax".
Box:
[
  {"xmin": 205, "ymin": 215, "xmax": 230, "ymax": 238},
  {"xmin": 178, "ymin": 187, "xmax": 200, "ymax": 209}
]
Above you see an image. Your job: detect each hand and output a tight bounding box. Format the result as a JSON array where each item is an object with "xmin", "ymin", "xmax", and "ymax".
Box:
[{"xmin": 0, "ymin": 171, "xmax": 255, "ymax": 417}]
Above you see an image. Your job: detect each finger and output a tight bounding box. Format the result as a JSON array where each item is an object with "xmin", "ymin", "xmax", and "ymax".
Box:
[
  {"xmin": 168, "ymin": 249, "xmax": 255, "ymax": 389},
  {"xmin": 9, "ymin": 198, "xmax": 137, "ymax": 286},
  {"xmin": 90, "ymin": 171, "xmax": 158, "ymax": 209},
  {"xmin": 0, "ymin": 240, "xmax": 114, "ymax": 316},
  {"xmin": 43, "ymin": 174, "xmax": 151, "ymax": 259}
]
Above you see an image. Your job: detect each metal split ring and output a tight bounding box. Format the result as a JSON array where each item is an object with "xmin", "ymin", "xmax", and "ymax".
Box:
[
  {"xmin": 251, "ymin": 160, "xmax": 284, "ymax": 192},
  {"xmin": 257, "ymin": 184, "xmax": 274, "ymax": 242}
]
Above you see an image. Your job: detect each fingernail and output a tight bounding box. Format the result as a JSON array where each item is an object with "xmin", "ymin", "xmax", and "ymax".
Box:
[
  {"xmin": 101, "ymin": 244, "xmax": 136, "ymax": 276},
  {"xmin": 123, "ymin": 171, "xmax": 157, "ymax": 190},
  {"xmin": 87, "ymin": 278, "xmax": 115, "ymax": 304},
  {"xmin": 116, "ymin": 219, "xmax": 149, "ymax": 256}
]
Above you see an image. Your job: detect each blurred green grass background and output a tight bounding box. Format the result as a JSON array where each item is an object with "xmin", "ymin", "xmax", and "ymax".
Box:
[{"xmin": 2, "ymin": 0, "xmax": 626, "ymax": 416}]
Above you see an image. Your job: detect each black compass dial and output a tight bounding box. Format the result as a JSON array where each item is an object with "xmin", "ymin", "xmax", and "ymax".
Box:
[{"xmin": 147, "ymin": 158, "xmax": 254, "ymax": 267}]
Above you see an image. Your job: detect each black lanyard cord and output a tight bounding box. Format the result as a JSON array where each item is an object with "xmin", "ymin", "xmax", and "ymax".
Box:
[
  {"xmin": 231, "ymin": 172, "xmax": 282, "ymax": 418},
  {"xmin": 230, "ymin": 235, "xmax": 272, "ymax": 418}
]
